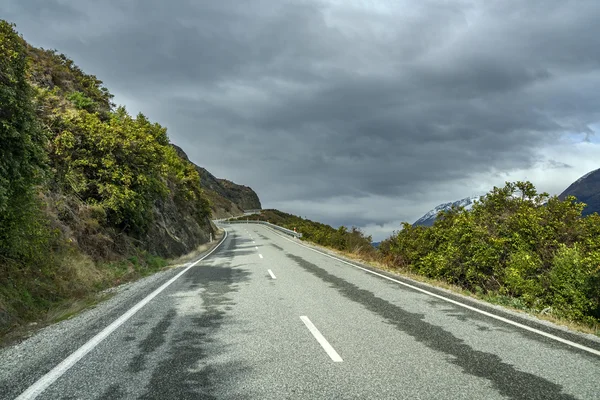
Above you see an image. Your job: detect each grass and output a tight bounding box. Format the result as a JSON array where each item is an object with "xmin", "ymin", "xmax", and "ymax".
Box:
[
  {"xmin": 0, "ymin": 248, "xmax": 170, "ymax": 346},
  {"xmin": 0, "ymin": 229, "xmax": 225, "ymax": 347}
]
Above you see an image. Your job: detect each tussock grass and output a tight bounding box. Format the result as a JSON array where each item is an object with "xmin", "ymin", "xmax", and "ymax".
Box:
[
  {"xmin": 0, "ymin": 246, "xmax": 169, "ymax": 344},
  {"xmin": 0, "ymin": 228, "xmax": 227, "ymax": 345}
]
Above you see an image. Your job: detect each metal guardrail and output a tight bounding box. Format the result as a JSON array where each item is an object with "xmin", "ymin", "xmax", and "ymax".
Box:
[
  {"xmin": 218, "ymin": 219, "xmax": 303, "ymax": 238},
  {"xmin": 243, "ymin": 209, "xmax": 262, "ymax": 215}
]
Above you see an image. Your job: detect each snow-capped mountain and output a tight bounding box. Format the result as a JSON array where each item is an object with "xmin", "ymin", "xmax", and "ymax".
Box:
[
  {"xmin": 413, "ymin": 196, "xmax": 481, "ymax": 227},
  {"xmin": 559, "ymin": 168, "xmax": 600, "ymax": 216}
]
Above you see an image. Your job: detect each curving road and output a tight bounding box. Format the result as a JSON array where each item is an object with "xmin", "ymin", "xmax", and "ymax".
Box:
[{"xmin": 2, "ymin": 223, "xmax": 600, "ymax": 399}]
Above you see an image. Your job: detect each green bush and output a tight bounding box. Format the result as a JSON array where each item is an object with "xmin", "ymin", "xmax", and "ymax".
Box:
[
  {"xmin": 67, "ymin": 91, "xmax": 95, "ymax": 112},
  {"xmin": 547, "ymin": 244, "xmax": 593, "ymax": 321},
  {"xmin": 503, "ymin": 249, "xmax": 543, "ymax": 305},
  {"xmin": 382, "ymin": 180, "xmax": 600, "ymax": 325}
]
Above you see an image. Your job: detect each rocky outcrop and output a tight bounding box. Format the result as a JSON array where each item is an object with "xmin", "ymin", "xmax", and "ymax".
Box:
[
  {"xmin": 145, "ymin": 181, "xmax": 214, "ymax": 258},
  {"xmin": 215, "ymin": 178, "xmax": 261, "ymax": 211},
  {"xmin": 171, "ymin": 145, "xmax": 262, "ymax": 218}
]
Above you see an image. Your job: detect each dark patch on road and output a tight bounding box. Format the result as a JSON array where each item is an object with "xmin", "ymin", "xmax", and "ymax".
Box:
[
  {"xmin": 139, "ymin": 264, "xmax": 250, "ymax": 399},
  {"xmin": 443, "ymin": 308, "xmax": 514, "ymax": 329},
  {"xmin": 218, "ymin": 234, "xmax": 259, "ymax": 259},
  {"xmin": 220, "ymin": 249, "xmax": 257, "ymax": 258},
  {"xmin": 98, "ymin": 383, "xmax": 126, "ymax": 399},
  {"xmin": 123, "ymin": 335, "xmax": 136, "ymax": 342},
  {"xmin": 271, "ymin": 243, "xmax": 285, "ymax": 252},
  {"xmin": 286, "ymin": 253, "xmax": 576, "ymax": 400},
  {"xmin": 129, "ymin": 310, "xmax": 176, "ymax": 373}
]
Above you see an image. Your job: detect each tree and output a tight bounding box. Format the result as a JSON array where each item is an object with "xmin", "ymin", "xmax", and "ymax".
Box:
[{"xmin": 0, "ymin": 20, "xmax": 47, "ymax": 256}]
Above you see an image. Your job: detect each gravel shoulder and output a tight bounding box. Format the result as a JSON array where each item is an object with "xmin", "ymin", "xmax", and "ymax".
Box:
[{"xmin": 0, "ymin": 230, "xmax": 224, "ymax": 399}]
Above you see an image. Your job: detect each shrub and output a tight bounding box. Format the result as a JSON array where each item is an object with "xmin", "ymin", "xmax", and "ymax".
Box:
[{"xmin": 382, "ymin": 181, "xmax": 600, "ymax": 325}]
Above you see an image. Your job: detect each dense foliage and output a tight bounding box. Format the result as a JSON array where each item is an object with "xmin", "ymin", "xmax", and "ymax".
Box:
[
  {"xmin": 0, "ymin": 21, "xmax": 48, "ymax": 260},
  {"xmin": 0, "ymin": 21, "xmax": 211, "ymax": 335},
  {"xmin": 379, "ymin": 181, "xmax": 600, "ymax": 325},
  {"xmin": 26, "ymin": 46, "xmax": 114, "ymax": 114},
  {"xmin": 233, "ymin": 209, "xmax": 376, "ymax": 257},
  {"xmin": 48, "ymin": 106, "xmax": 209, "ymax": 233}
]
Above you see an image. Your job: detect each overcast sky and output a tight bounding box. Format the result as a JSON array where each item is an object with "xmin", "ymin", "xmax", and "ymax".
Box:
[{"xmin": 3, "ymin": 0, "xmax": 600, "ymax": 240}]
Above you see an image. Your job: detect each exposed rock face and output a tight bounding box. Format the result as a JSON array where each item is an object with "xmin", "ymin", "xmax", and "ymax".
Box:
[
  {"xmin": 216, "ymin": 178, "xmax": 262, "ymax": 211},
  {"xmin": 145, "ymin": 182, "xmax": 214, "ymax": 258},
  {"xmin": 559, "ymin": 168, "xmax": 600, "ymax": 216},
  {"xmin": 171, "ymin": 145, "xmax": 262, "ymax": 218}
]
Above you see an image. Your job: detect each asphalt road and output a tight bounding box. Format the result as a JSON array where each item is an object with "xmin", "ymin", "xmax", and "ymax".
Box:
[{"xmin": 2, "ymin": 223, "xmax": 600, "ymax": 399}]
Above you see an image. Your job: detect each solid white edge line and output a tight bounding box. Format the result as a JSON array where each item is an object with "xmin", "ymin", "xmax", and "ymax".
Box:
[
  {"xmin": 300, "ymin": 316, "xmax": 343, "ymax": 362},
  {"xmin": 259, "ymin": 225, "xmax": 600, "ymax": 358},
  {"xmin": 16, "ymin": 230, "xmax": 229, "ymax": 400},
  {"xmin": 268, "ymin": 269, "xmax": 277, "ymax": 279},
  {"xmin": 259, "ymin": 254, "xmax": 263, "ymax": 259}
]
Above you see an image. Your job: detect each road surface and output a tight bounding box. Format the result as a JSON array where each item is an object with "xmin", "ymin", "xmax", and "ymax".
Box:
[{"xmin": 2, "ymin": 223, "xmax": 600, "ymax": 399}]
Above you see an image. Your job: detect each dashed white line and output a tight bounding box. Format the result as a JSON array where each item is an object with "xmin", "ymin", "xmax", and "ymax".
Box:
[
  {"xmin": 15, "ymin": 230, "xmax": 229, "ymax": 400},
  {"xmin": 261, "ymin": 225, "xmax": 600, "ymax": 358},
  {"xmin": 300, "ymin": 316, "xmax": 343, "ymax": 362},
  {"xmin": 255, "ymin": 246, "xmax": 258, "ymax": 249},
  {"xmin": 268, "ymin": 269, "xmax": 277, "ymax": 279},
  {"xmin": 259, "ymin": 254, "xmax": 263, "ymax": 259}
]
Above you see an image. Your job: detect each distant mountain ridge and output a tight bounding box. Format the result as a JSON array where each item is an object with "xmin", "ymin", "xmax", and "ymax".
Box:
[
  {"xmin": 559, "ymin": 168, "xmax": 600, "ymax": 216},
  {"xmin": 413, "ymin": 196, "xmax": 481, "ymax": 227}
]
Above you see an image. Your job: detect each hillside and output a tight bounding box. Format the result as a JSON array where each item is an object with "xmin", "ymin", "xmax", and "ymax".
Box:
[
  {"xmin": 559, "ymin": 168, "xmax": 600, "ymax": 216},
  {"xmin": 171, "ymin": 145, "xmax": 261, "ymax": 218},
  {"xmin": 0, "ymin": 21, "xmax": 258, "ymax": 335},
  {"xmin": 231, "ymin": 209, "xmax": 376, "ymax": 257}
]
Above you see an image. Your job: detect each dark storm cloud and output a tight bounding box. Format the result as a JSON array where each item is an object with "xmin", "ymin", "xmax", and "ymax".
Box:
[{"xmin": 3, "ymin": 0, "xmax": 600, "ymax": 238}]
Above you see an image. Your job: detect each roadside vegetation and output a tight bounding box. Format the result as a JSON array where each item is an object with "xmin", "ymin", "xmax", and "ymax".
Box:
[
  {"xmin": 231, "ymin": 209, "xmax": 377, "ymax": 258},
  {"xmin": 0, "ymin": 21, "xmax": 211, "ymax": 337},
  {"xmin": 379, "ymin": 181, "xmax": 600, "ymax": 330},
  {"xmin": 238, "ymin": 182, "xmax": 600, "ymax": 333}
]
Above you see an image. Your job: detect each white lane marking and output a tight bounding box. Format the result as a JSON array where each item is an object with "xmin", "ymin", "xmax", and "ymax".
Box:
[
  {"xmin": 268, "ymin": 269, "xmax": 277, "ymax": 279},
  {"xmin": 16, "ymin": 231, "xmax": 229, "ymax": 400},
  {"xmin": 255, "ymin": 246, "xmax": 258, "ymax": 250},
  {"xmin": 300, "ymin": 316, "xmax": 343, "ymax": 362},
  {"xmin": 253, "ymin": 241, "xmax": 256, "ymax": 244},
  {"xmin": 259, "ymin": 254, "xmax": 263, "ymax": 259},
  {"xmin": 260, "ymin": 225, "xmax": 600, "ymax": 358}
]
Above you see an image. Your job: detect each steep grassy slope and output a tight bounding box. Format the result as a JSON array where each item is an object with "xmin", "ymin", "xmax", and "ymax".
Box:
[{"xmin": 0, "ymin": 21, "xmax": 257, "ymax": 336}]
